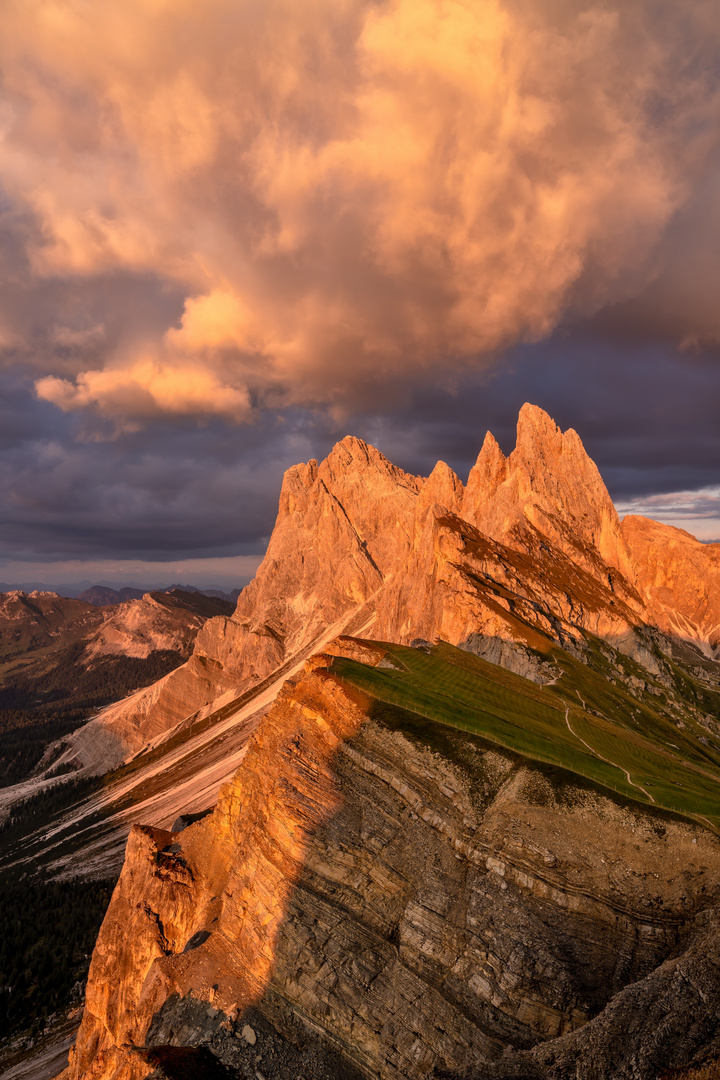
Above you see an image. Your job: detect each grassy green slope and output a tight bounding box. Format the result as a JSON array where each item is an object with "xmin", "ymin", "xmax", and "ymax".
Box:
[{"xmin": 328, "ymin": 639, "xmax": 720, "ymax": 832}]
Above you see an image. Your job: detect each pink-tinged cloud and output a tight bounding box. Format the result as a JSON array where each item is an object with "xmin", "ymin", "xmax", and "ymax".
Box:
[
  {"xmin": 35, "ymin": 361, "xmax": 252, "ymax": 422},
  {"xmin": 0, "ymin": 0, "xmax": 718, "ymax": 420}
]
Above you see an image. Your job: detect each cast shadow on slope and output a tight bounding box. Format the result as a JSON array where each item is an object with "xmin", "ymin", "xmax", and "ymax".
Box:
[{"xmin": 104, "ymin": 656, "xmax": 720, "ymax": 1080}]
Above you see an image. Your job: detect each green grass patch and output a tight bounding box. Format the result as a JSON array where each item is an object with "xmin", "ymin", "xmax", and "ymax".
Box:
[{"xmin": 328, "ymin": 640, "xmax": 720, "ymax": 832}]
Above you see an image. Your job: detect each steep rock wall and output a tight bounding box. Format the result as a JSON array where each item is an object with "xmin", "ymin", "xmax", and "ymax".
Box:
[
  {"xmin": 462, "ymin": 405, "xmax": 635, "ymax": 583},
  {"xmin": 54, "ymin": 438, "xmax": 422, "ymax": 773},
  {"xmin": 623, "ymin": 515, "xmax": 720, "ymax": 658},
  {"xmin": 50, "ymin": 407, "xmax": 720, "ymax": 797},
  {"xmin": 58, "ymin": 665, "xmax": 720, "ymax": 1080}
]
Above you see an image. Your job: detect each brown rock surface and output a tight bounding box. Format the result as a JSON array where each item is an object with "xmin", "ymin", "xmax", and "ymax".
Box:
[
  {"xmin": 44, "ymin": 404, "xmax": 720, "ymax": 1079},
  {"xmin": 462, "ymin": 404, "xmax": 636, "ymax": 585},
  {"xmin": 59, "ymin": 437, "xmax": 422, "ymax": 774},
  {"xmin": 57, "ymin": 665, "xmax": 720, "ymax": 1080},
  {"xmin": 57, "ymin": 406, "xmax": 720, "ymax": 778},
  {"xmin": 623, "ymin": 515, "xmax": 720, "ymax": 658}
]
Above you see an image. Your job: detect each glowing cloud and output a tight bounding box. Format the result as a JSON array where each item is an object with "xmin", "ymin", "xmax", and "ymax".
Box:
[
  {"xmin": 36, "ymin": 361, "xmax": 251, "ymax": 422},
  {"xmin": 0, "ymin": 0, "xmax": 717, "ymax": 420}
]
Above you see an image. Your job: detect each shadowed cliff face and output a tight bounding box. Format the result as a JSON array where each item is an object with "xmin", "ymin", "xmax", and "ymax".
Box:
[
  {"xmin": 56, "ymin": 405, "xmax": 720, "ymax": 779},
  {"xmin": 57, "ymin": 662, "xmax": 720, "ymax": 1080}
]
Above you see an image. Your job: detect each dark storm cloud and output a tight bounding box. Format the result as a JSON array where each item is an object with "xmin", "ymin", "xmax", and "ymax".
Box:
[
  {"xmin": 0, "ymin": 373, "xmax": 322, "ymax": 562},
  {"xmin": 1, "ymin": 332, "xmax": 719, "ymax": 573},
  {"xmin": 0, "ymin": 1, "xmax": 719, "ymax": 573},
  {"xmin": 344, "ymin": 336, "xmax": 720, "ymax": 507}
]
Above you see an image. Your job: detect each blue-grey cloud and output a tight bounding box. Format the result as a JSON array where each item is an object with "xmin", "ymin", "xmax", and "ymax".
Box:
[{"xmin": 0, "ymin": 1, "xmax": 719, "ymax": 576}]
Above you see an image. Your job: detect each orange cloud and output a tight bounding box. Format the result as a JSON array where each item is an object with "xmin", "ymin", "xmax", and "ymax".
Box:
[
  {"xmin": 36, "ymin": 360, "xmax": 251, "ymax": 421},
  {"xmin": 0, "ymin": 0, "xmax": 717, "ymax": 419}
]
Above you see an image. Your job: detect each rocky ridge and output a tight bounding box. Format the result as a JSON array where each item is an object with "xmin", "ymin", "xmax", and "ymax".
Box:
[
  {"xmin": 59, "ymin": 406, "xmax": 719, "ymax": 779},
  {"xmin": 0, "ymin": 588, "xmax": 233, "ymax": 676},
  {"xmin": 45, "ymin": 404, "xmax": 720, "ymax": 1079},
  {"xmin": 58, "ymin": 652, "xmax": 720, "ymax": 1080}
]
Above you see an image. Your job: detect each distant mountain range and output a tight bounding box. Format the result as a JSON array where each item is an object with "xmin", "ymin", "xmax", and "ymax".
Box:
[
  {"xmin": 0, "ymin": 582, "xmax": 242, "ymax": 605},
  {"xmin": 76, "ymin": 583, "xmax": 242, "ymax": 606},
  {"xmin": 0, "ymin": 587, "xmax": 236, "ymax": 787}
]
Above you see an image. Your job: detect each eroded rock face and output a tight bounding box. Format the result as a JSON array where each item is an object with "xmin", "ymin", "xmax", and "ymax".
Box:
[
  {"xmin": 623, "ymin": 515, "xmax": 720, "ymax": 658},
  {"xmin": 58, "ymin": 666, "xmax": 720, "ymax": 1080},
  {"xmin": 60, "ymin": 438, "xmax": 423, "ymax": 774},
  {"xmin": 462, "ymin": 404, "xmax": 635, "ymax": 583},
  {"xmin": 50, "ymin": 405, "xmax": 720, "ymax": 1078},
  {"xmin": 223, "ymin": 435, "xmax": 422, "ymax": 676},
  {"xmin": 59, "ymin": 406, "xmax": 720, "ymax": 777}
]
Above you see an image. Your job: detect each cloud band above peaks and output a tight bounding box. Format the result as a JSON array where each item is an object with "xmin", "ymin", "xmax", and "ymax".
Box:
[{"xmin": 0, "ymin": 0, "xmax": 718, "ymax": 420}]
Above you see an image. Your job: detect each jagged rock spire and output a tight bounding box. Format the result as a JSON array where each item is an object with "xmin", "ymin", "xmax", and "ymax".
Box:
[{"xmin": 462, "ymin": 403, "xmax": 633, "ymax": 578}]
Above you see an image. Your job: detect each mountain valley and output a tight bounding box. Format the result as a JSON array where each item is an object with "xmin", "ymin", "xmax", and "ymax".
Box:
[{"xmin": 0, "ymin": 588, "xmax": 235, "ymax": 790}]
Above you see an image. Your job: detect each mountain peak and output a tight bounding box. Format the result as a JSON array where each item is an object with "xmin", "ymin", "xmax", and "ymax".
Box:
[
  {"xmin": 324, "ymin": 435, "xmax": 422, "ymax": 491},
  {"xmin": 515, "ymin": 403, "xmax": 588, "ymax": 475},
  {"xmin": 516, "ymin": 400, "xmax": 559, "ymax": 436},
  {"xmin": 461, "ymin": 405, "xmax": 633, "ymax": 579},
  {"xmin": 420, "ymin": 460, "xmax": 464, "ymax": 516},
  {"xmin": 333, "ymin": 433, "xmax": 376, "ymax": 458},
  {"xmin": 462, "ymin": 431, "xmax": 507, "ymax": 525}
]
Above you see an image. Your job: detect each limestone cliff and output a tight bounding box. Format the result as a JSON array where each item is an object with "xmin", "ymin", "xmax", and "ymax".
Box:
[
  {"xmin": 63, "ymin": 405, "xmax": 715, "ymax": 778},
  {"xmin": 57, "ymin": 658, "xmax": 720, "ymax": 1080},
  {"xmin": 51, "ymin": 404, "xmax": 720, "ymax": 1080},
  {"xmin": 58, "ymin": 438, "xmax": 422, "ymax": 775}
]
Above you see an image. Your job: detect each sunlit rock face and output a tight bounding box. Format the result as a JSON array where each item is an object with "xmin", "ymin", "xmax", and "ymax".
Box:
[
  {"xmin": 53, "ymin": 404, "xmax": 720, "ymax": 1078},
  {"xmin": 462, "ymin": 404, "xmax": 637, "ymax": 583},
  {"xmin": 57, "ymin": 663, "xmax": 720, "ymax": 1080},
  {"xmin": 65, "ymin": 403, "xmax": 717, "ymax": 777},
  {"xmin": 222, "ymin": 435, "xmax": 422, "ymax": 675},
  {"xmin": 54, "ymin": 437, "xmax": 422, "ymax": 774},
  {"xmin": 622, "ymin": 515, "xmax": 720, "ymax": 659}
]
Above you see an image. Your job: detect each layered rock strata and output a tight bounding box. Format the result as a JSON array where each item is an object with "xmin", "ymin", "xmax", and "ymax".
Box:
[
  {"xmin": 49, "ymin": 404, "xmax": 720, "ymax": 1078},
  {"xmin": 58, "ymin": 663, "xmax": 720, "ymax": 1080}
]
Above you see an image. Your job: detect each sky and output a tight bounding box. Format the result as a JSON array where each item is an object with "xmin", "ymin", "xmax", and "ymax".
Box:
[{"xmin": 0, "ymin": 0, "xmax": 719, "ymax": 591}]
